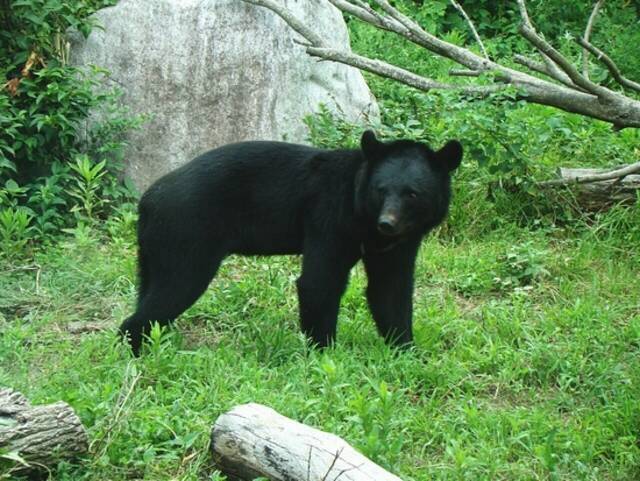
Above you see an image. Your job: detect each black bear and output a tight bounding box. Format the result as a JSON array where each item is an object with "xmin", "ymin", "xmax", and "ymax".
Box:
[{"xmin": 120, "ymin": 131, "xmax": 462, "ymax": 355}]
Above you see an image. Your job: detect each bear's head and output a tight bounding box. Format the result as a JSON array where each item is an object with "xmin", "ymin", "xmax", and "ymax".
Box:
[{"xmin": 358, "ymin": 130, "xmax": 462, "ymax": 238}]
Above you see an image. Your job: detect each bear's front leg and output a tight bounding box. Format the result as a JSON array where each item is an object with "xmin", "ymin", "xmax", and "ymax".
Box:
[
  {"xmin": 296, "ymin": 240, "xmax": 356, "ymax": 348},
  {"xmin": 363, "ymin": 237, "xmax": 421, "ymax": 346}
]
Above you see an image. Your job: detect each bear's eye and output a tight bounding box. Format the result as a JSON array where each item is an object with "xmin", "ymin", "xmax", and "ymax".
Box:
[{"xmin": 406, "ymin": 190, "xmax": 418, "ymax": 199}]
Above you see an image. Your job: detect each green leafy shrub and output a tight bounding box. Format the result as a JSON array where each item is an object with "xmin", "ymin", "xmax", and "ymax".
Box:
[
  {"xmin": 349, "ymin": 379, "xmax": 405, "ymax": 470},
  {"xmin": 0, "ymin": 0, "xmax": 140, "ymax": 256},
  {"xmin": 0, "ymin": 206, "xmax": 33, "ymax": 255},
  {"xmin": 494, "ymin": 241, "xmax": 550, "ymax": 292}
]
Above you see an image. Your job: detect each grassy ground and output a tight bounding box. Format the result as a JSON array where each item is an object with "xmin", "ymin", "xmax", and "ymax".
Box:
[{"xmin": 1, "ymin": 199, "xmax": 639, "ymax": 480}]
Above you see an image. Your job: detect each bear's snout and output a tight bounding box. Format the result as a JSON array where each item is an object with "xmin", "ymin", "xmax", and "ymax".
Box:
[{"xmin": 377, "ymin": 213, "xmax": 400, "ymax": 236}]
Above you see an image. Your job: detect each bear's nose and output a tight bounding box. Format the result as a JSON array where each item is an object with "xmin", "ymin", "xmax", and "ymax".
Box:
[{"xmin": 377, "ymin": 215, "xmax": 398, "ymax": 236}]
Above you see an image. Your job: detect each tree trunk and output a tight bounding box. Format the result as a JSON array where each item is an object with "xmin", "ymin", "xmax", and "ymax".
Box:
[
  {"xmin": 0, "ymin": 388, "xmax": 88, "ymax": 476},
  {"xmin": 555, "ymin": 167, "xmax": 640, "ymax": 210},
  {"xmin": 210, "ymin": 403, "xmax": 402, "ymax": 481}
]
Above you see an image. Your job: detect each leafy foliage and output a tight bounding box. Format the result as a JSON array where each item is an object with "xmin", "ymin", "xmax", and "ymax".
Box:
[
  {"xmin": 0, "ymin": 0, "xmax": 137, "ymax": 256},
  {"xmin": 0, "ymin": 0, "xmax": 117, "ymax": 65}
]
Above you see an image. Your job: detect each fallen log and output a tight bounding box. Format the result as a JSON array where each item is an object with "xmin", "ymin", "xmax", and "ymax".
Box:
[
  {"xmin": 211, "ymin": 403, "xmax": 402, "ymax": 481},
  {"xmin": 539, "ymin": 166, "xmax": 640, "ymax": 210},
  {"xmin": 0, "ymin": 388, "xmax": 88, "ymax": 476}
]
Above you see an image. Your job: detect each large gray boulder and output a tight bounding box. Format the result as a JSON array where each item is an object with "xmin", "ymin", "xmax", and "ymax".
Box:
[{"xmin": 69, "ymin": 0, "xmax": 377, "ymax": 190}]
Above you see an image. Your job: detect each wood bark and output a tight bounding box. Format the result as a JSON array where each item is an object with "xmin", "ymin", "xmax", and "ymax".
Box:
[
  {"xmin": 211, "ymin": 403, "xmax": 402, "ymax": 481},
  {"xmin": 542, "ymin": 167, "xmax": 640, "ymax": 210},
  {"xmin": 0, "ymin": 388, "xmax": 87, "ymax": 476}
]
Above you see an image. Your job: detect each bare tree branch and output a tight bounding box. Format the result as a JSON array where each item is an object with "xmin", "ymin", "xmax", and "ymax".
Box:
[
  {"xmin": 516, "ymin": 0, "xmax": 610, "ymax": 97},
  {"xmin": 449, "ymin": 69, "xmax": 482, "ymax": 77},
  {"xmin": 513, "ymin": 55, "xmax": 549, "ymax": 76},
  {"xmin": 513, "ymin": 54, "xmax": 583, "ymax": 90},
  {"xmin": 516, "ymin": 0, "xmax": 535, "ymax": 28},
  {"xmin": 245, "ymin": 0, "xmax": 504, "ymax": 96},
  {"xmin": 243, "ymin": 0, "xmax": 324, "ymax": 45},
  {"xmin": 540, "ymin": 161, "xmax": 640, "ymax": 186},
  {"xmin": 242, "ymin": 0, "xmax": 640, "ymax": 129},
  {"xmin": 583, "ymin": 0, "xmax": 606, "ymax": 79},
  {"xmin": 366, "ymin": 0, "xmax": 493, "ymax": 72},
  {"xmin": 450, "ymin": 0, "xmax": 488, "ymax": 59},
  {"xmin": 515, "ymin": 0, "xmax": 573, "ymax": 85},
  {"xmin": 577, "ymin": 38, "xmax": 640, "ymax": 93},
  {"xmin": 327, "ymin": 0, "xmax": 400, "ymax": 32},
  {"xmin": 370, "ymin": 0, "xmax": 431, "ymax": 38},
  {"xmin": 348, "ymin": 0, "xmax": 388, "ymax": 25},
  {"xmin": 306, "ymin": 46, "xmax": 505, "ymax": 95},
  {"xmin": 518, "ymin": 24, "xmax": 612, "ymax": 98}
]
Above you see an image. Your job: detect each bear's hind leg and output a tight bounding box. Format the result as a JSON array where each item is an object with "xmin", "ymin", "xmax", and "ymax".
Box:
[{"xmin": 120, "ymin": 247, "xmax": 225, "ymax": 355}]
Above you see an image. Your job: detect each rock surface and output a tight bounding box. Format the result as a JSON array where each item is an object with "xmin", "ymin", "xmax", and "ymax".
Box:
[{"xmin": 69, "ymin": 0, "xmax": 377, "ymax": 190}]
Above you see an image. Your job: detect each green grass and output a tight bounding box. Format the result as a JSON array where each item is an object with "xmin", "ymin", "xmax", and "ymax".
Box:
[{"xmin": 1, "ymin": 207, "xmax": 639, "ymax": 480}]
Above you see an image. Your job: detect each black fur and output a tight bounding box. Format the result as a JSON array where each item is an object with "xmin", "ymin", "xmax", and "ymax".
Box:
[{"xmin": 119, "ymin": 131, "xmax": 462, "ymax": 355}]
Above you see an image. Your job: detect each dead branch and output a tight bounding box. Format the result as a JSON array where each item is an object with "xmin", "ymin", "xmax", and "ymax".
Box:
[
  {"xmin": 211, "ymin": 403, "xmax": 402, "ymax": 481},
  {"xmin": 514, "ymin": 0, "xmax": 574, "ymax": 86},
  {"xmin": 577, "ymin": 38, "xmax": 640, "ymax": 94},
  {"xmin": 0, "ymin": 388, "xmax": 87, "ymax": 476},
  {"xmin": 539, "ymin": 166, "xmax": 640, "ymax": 210},
  {"xmin": 331, "ymin": 0, "xmax": 389, "ymax": 28},
  {"xmin": 583, "ymin": 0, "xmax": 606, "ymax": 79},
  {"xmin": 242, "ymin": 0, "xmax": 640, "ymax": 129},
  {"xmin": 306, "ymin": 46, "xmax": 504, "ymax": 94},
  {"xmin": 539, "ymin": 161, "xmax": 640, "ymax": 186},
  {"xmin": 515, "ymin": 0, "xmax": 606, "ymax": 98},
  {"xmin": 244, "ymin": 0, "xmax": 323, "ymax": 45},
  {"xmin": 513, "ymin": 54, "xmax": 580, "ymax": 90},
  {"xmin": 244, "ymin": 0, "xmax": 504, "ymax": 95},
  {"xmin": 450, "ymin": 0, "xmax": 488, "ymax": 59},
  {"xmin": 449, "ymin": 69, "xmax": 482, "ymax": 77}
]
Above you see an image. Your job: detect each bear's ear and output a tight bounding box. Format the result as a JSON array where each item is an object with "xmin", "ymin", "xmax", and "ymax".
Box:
[
  {"xmin": 361, "ymin": 130, "xmax": 381, "ymax": 161},
  {"xmin": 434, "ymin": 140, "xmax": 463, "ymax": 172}
]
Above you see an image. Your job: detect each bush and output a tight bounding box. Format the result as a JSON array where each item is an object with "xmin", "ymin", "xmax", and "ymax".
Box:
[{"xmin": 0, "ymin": 0, "xmax": 139, "ymax": 257}]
